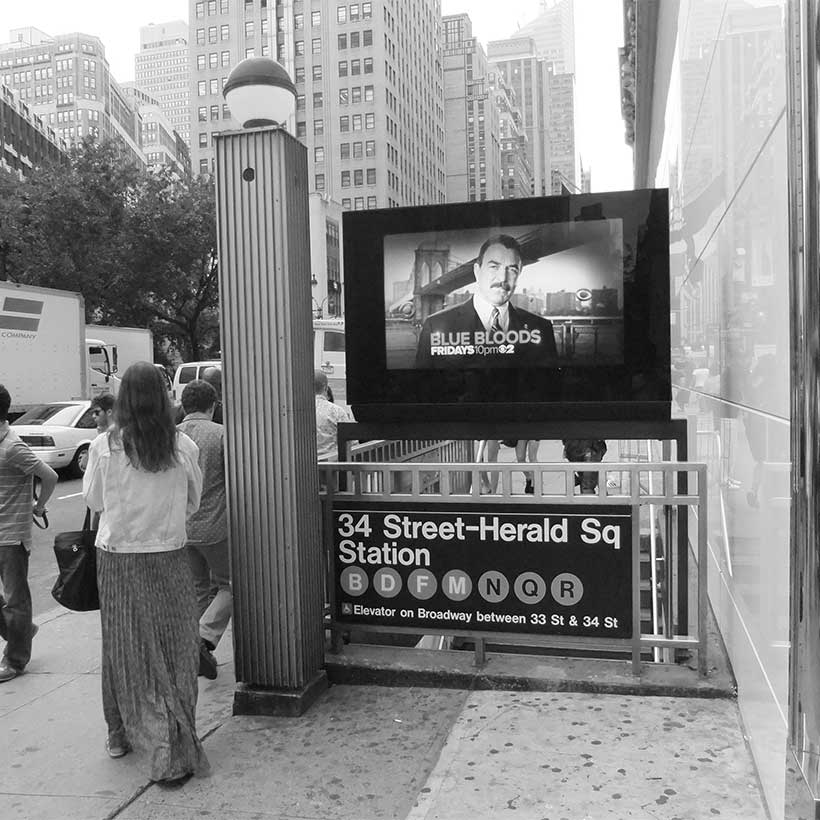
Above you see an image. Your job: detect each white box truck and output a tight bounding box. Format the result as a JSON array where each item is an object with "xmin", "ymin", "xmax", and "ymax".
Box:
[
  {"xmin": 0, "ymin": 281, "xmax": 119, "ymax": 415},
  {"xmin": 85, "ymin": 324, "xmax": 153, "ymax": 374}
]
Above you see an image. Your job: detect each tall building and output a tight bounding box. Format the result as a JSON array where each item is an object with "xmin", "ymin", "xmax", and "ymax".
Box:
[
  {"xmin": 122, "ymin": 84, "xmax": 191, "ymax": 175},
  {"xmin": 441, "ymin": 13, "xmax": 502, "ymax": 203},
  {"xmin": 547, "ymin": 70, "xmax": 576, "ymax": 194},
  {"xmin": 188, "ymin": 0, "xmax": 446, "ymax": 210},
  {"xmin": 0, "ymin": 82, "xmax": 67, "ymax": 177},
  {"xmin": 490, "ymin": 70, "xmax": 531, "ymax": 199},
  {"xmin": 0, "ymin": 27, "xmax": 144, "ymax": 166},
  {"xmin": 134, "ymin": 21, "xmax": 190, "ymax": 148},
  {"xmin": 487, "ymin": 37, "xmax": 551, "ymax": 196},
  {"xmin": 512, "ymin": 0, "xmax": 575, "ymax": 73}
]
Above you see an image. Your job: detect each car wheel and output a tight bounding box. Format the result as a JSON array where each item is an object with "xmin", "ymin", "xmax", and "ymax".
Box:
[{"xmin": 69, "ymin": 444, "xmax": 89, "ymax": 478}]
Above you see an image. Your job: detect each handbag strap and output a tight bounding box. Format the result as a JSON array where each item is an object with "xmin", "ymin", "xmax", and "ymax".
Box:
[
  {"xmin": 82, "ymin": 507, "xmax": 92, "ymax": 533},
  {"xmin": 32, "ymin": 478, "xmax": 49, "ymax": 529}
]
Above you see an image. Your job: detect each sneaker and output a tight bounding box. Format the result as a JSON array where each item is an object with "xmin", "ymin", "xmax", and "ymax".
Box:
[
  {"xmin": 524, "ymin": 480, "xmax": 534, "ymax": 494},
  {"xmin": 106, "ymin": 734, "xmax": 130, "ymax": 759},
  {"xmin": 0, "ymin": 661, "xmax": 19, "ymax": 683},
  {"xmin": 198, "ymin": 640, "xmax": 218, "ymax": 680}
]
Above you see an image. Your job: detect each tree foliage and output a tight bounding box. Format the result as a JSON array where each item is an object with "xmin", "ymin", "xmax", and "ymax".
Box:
[{"xmin": 6, "ymin": 138, "xmax": 220, "ymax": 361}]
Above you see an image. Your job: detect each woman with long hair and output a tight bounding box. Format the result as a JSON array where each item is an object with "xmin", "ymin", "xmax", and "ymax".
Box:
[{"xmin": 83, "ymin": 361, "xmax": 208, "ymax": 787}]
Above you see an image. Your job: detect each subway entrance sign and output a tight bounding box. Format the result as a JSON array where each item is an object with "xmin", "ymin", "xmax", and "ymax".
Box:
[{"xmin": 332, "ymin": 501, "xmax": 633, "ymax": 639}]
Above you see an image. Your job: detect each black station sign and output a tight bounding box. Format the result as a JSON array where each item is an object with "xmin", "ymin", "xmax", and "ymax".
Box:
[{"xmin": 332, "ymin": 501, "xmax": 633, "ymax": 638}]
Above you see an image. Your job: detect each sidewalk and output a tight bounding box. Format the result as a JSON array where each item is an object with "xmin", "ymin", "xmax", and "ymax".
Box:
[{"xmin": 0, "ymin": 607, "xmax": 769, "ymax": 820}]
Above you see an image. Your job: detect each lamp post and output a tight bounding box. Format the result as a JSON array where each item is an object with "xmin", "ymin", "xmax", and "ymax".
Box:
[{"xmin": 216, "ymin": 57, "xmax": 326, "ymax": 716}]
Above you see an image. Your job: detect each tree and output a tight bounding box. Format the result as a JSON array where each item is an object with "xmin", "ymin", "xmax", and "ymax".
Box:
[
  {"xmin": 119, "ymin": 168, "xmax": 220, "ymax": 360},
  {"xmin": 10, "ymin": 138, "xmax": 220, "ymax": 360}
]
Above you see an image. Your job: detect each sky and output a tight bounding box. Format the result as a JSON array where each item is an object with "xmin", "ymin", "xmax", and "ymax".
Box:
[{"xmin": 1, "ymin": 0, "xmax": 632, "ymax": 191}]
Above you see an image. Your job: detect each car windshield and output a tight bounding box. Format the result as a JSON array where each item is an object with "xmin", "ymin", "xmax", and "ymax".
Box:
[{"xmin": 13, "ymin": 404, "xmax": 83, "ymax": 427}]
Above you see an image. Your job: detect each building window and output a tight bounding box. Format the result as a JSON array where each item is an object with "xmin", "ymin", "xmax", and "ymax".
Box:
[
  {"xmin": 365, "ymin": 112, "xmax": 374, "ymax": 129},
  {"xmin": 352, "ymin": 113, "xmax": 362, "ymax": 130},
  {"xmin": 311, "ymin": 10, "xmax": 321, "ymax": 26},
  {"xmin": 209, "ymin": 52, "xmax": 218, "ymax": 68},
  {"xmin": 197, "ymin": 54, "xmax": 206, "ymax": 69},
  {"xmin": 208, "ymin": 0, "xmax": 217, "ymax": 14},
  {"xmin": 200, "ymin": 158, "xmax": 209, "ymax": 173},
  {"xmin": 312, "ymin": 65, "xmax": 322, "ymax": 80},
  {"xmin": 210, "ymin": 78, "xmax": 219, "ymax": 94},
  {"xmin": 337, "ymin": 6, "xmax": 347, "ymax": 23},
  {"xmin": 222, "ymin": 103, "xmax": 230, "ymax": 118},
  {"xmin": 198, "ymin": 106, "xmax": 207, "ymax": 121},
  {"xmin": 296, "ymin": 94, "xmax": 305, "ymax": 110},
  {"xmin": 313, "ymin": 91, "xmax": 323, "ymax": 107},
  {"xmin": 245, "ymin": 21, "xmax": 254, "ymax": 37},
  {"xmin": 338, "ymin": 61, "xmax": 348, "ymax": 77},
  {"xmin": 362, "ymin": 2, "xmax": 372, "ymax": 18},
  {"xmin": 210, "ymin": 105, "xmax": 219, "ymax": 120},
  {"xmin": 350, "ymin": 4, "xmax": 360, "ymax": 22},
  {"xmin": 354, "ymin": 196, "xmax": 364, "ymax": 210},
  {"xmin": 364, "ymin": 84, "xmax": 373, "ymax": 101},
  {"xmin": 351, "ymin": 59, "xmax": 360, "ymax": 75},
  {"xmin": 342, "ymin": 198, "xmax": 351, "ymax": 210},
  {"xmin": 315, "ymin": 173, "xmax": 325, "ymax": 190},
  {"xmin": 354, "ymin": 169, "xmax": 363, "ymax": 186},
  {"xmin": 295, "ymin": 66, "xmax": 305, "ymax": 82},
  {"xmin": 196, "ymin": 2, "xmax": 205, "ymax": 17},
  {"xmin": 196, "ymin": 28, "xmax": 206, "ymax": 44},
  {"xmin": 199, "ymin": 132, "xmax": 208, "ymax": 147},
  {"xmin": 341, "ymin": 171, "xmax": 351, "ymax": 187},
  {"xmin": 220, "ymin": 0, "xmax": 229, "ymax": 11},
  {"xmin": 294, "ymin": 13, "xmax": 303, "ymax": 29},
  {"xmin": 314, "ymin": 146, "xmax": 324, "ymax": 162},
  {"xmin": 351, "ymin": 86, "xmax": 361, "ymax": 104},
  {"xmin": 364, "ymin": 57, "xmax": 373, "ymax": 73},
  {"xmin": 296, "ymin": 121, "xmax": 307, "ymax": 137},
  {"xmin": 338, "ymin": 34, "xmax": 347, "ymax": 49},
  {"xmin": 312, "ymin": 38, "xmax": 321, "ymax": 54},
  {"xmin": 350, "ymin": 32, "xmax": 360, "ymax": 48},
  {"xmin": 222, "ymin": 50, "xmax": 230, "ymax": 66},
  {"xmin": 261, "ymin": 17, "xmax": 268, "ymax": 35},
  {"xmin": 366, "ymin": 168, "xmax": 376, "ymax": 185},
  {"xmin": 365, "ymin": 139, "xmax": 375, "ymax": 156},
  {"xmin": 220, "ymin": 24, "xmax": 230, "ymax": 40},
  {"xmin": 363, "ymin": 29, "xmax": 373, "ymax": 46},
  {"xmin": 198, "ymin": 80, "xmax": 207, "ymax": 96},
  {"xmin": 295, "ymin": 41, "xmax": 305, "ymax": 56},
  {"xmin": 208, "ymin": 26, "xmax": 218, "ymax": 43},
  {"xmin": 352, "ymin": 141, "xmax": 362, "ymax": 158},
  {"xmin": 367, "ymin": 196, "xmax": 377, "ymax": 208},
  {"xmin": 339, "ymin": 88, "xmax": 349, "ymax": 105},
  {"xmin": 340, "ymin": 142, "xmax": 350, "ymax": 159},
  {"xmin": 314, "ymin": 119, "xmax": 324, "ymax": 134},
  {"xmin": 340, "ymin": 115, "xmax": 349, "ymax": 132}
]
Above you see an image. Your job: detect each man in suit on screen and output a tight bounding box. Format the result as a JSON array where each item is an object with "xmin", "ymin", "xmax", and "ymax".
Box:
[{"xmin": 415, "ymin": 234, "xmax": 557, "ymax": 368}]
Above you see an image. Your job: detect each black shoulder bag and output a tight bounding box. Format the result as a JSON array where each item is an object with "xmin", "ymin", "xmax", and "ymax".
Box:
[{"xmin": 51, "ymin": 509, "xmax": 100, "ymax": 611}]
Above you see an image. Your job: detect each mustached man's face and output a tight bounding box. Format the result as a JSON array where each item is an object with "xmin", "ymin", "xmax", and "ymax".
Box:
[{"xmin": 473, "ymin": 243, "xmax": 521, "ymax": 307}]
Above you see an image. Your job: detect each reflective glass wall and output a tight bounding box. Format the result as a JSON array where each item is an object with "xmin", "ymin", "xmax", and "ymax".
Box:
[{"xmin": 639, "ymin": 0, "xmax": 791, "ymax": 814}]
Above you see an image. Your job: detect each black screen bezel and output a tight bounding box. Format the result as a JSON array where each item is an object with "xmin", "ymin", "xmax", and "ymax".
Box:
[{"xmin": 342, "ymin": 189, "xmax": 671, "ymax": 423}]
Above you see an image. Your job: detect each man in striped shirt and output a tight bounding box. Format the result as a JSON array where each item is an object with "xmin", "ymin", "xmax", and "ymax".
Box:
[{"xmin": 0, "ymin": 384, "xmax": 58, "ymax": 682}]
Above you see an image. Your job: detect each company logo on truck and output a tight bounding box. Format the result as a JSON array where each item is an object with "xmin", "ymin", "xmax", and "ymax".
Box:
[{"xmin": 0, "ymin": 297, "xmax": 42, "ymax": 338}]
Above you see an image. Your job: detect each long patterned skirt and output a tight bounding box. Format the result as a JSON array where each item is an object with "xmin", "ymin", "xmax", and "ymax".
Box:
[{"xmin": 97, "ymin": 548, "xmax": 210, "ymax": 781}]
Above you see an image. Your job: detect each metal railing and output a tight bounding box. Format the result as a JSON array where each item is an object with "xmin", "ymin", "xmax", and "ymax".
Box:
[{"xmin": 318, "ymin": 459, "xmax": 707, "ymax": 677}]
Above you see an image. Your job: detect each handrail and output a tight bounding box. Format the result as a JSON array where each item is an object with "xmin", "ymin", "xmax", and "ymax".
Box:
[{"xmin": 319, "ymin": 459, "xmax": 707, "ymax": 677}]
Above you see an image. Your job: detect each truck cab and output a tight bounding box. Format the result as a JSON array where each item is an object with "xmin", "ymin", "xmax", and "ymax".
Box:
[{"xmin": 86, "ymin": 338, "xmax": 120, "ymax": 396}]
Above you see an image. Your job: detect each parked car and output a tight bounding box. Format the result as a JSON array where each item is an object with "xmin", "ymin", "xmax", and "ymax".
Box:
[
  {"xmin": 171, "ymin": 360, "xmax": 221, "ymax": 404},
  {"xmin": 11, "ymin": 401, "xmax": 98, "ymax": 477}
]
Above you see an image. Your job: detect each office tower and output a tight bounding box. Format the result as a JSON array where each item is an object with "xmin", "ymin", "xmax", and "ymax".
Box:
[
  {"xmin": 135, "ymin": 21, "xmax": 191, "ymax": 148},
  {"xmin": 547, "ymin": 70, "xmax": 576, "ymax": 194},
  {"xmin": 122, "ymin": 84, "xmax": 192, "ymax": 175},
  {"xmin": 441, "ymin": 13, "xmax": 502, "ymax": 203},
  {"xmin": 0, "ymin": 83, "xmax": 67, "ymax": 177},
  {"xmin": 487, "ymin": 37, "xmax": 551, "ymax": 197},
  {"xmin": 188, "ymin": 0, "xmax": 446, "ymax": 209},
  {"xmin": 514, "ymin": 0, "xmax": 575, "ymax": 74},
  {"xmin": 490, "ymin": 70, "xmax": 531, "ymax": 199},
  {"xmin": 0, "ymin": 28, "xmax": 144, "ymax": 166}
]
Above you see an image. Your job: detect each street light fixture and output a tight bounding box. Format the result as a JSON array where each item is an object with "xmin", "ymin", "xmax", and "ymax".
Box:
[{"xmin": 216, "ymin": 57, "xmax": 326, "ymax": 716}]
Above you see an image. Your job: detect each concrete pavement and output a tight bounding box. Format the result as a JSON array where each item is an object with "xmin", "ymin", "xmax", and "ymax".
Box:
[{"xmin": 0, "ymin": 606, "xmax": 769, "ymax": 820}]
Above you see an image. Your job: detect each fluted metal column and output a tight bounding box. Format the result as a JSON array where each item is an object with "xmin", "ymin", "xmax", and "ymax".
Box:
[{"xmin": 214, "ymin": 126, "xmax": 326, "ymax": 716}]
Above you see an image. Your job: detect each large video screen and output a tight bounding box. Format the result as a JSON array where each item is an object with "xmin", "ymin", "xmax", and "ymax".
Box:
[
  {"xmin": 383, "ymin": 220, "xmax": 624, "ymax": 370},
  {"xmin": 342, "ymin": 190, "xmax": 670, "ymax": 424}
]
